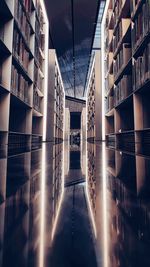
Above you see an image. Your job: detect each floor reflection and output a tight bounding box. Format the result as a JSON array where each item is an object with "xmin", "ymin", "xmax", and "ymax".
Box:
[
  {"xmin": 49, "ymin": 141, "xmax": 97, "ymax": 267},
  {"xmin": 0, "ymin": 141, "xmax": 150, "ymax": 266},
  {"xmin": 106, "ymin": 147, "xmax": 150, "ymax": 267},
  {"xmin": 0, "ymin": 142, "xmax": 64, "ymax": 267}
]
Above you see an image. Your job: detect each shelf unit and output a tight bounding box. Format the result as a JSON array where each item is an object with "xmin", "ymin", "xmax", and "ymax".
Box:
[
  {"xmin": 103, "ymin": 0, "xmax": 150, "ymax": 245},
  {"xmin": 47, "ymin": 49, "xmax": 65, "ymax": 143},
  {"xmin": 103, "ymin": 0, "xmax": 150, "ymax": 156},
  {"xmin": 87, "ymin": 50, "xmax": 102, "ymax": 142},
  {"xmin": 0, "ymin": 0, "xmax": 47, "ymax": 158}
]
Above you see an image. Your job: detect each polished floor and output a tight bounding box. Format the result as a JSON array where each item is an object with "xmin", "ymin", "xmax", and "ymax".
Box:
[{"xmin": 0, "ymin": 141, "xmax": 150, "ymax": 267}]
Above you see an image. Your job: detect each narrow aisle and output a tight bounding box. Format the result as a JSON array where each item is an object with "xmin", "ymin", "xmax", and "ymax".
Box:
[{"xmin": 49, "ymin": 143, "xmax": 98, "ymax": 267}]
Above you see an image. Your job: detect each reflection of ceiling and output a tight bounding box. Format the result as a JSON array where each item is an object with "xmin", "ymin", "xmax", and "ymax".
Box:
[{"xmin": 44, "ymin": 0, "xmax": 103, "ymax": 99}]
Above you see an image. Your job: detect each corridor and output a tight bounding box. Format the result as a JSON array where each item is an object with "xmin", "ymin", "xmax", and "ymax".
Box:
[{"xmin": 0, "ymin": 0, "xmax": 150, "ymax": 266}]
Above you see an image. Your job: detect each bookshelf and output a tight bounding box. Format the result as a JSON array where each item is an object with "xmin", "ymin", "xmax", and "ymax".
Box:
[
  {"xmin": 0, "ymin": 0, "xmax": 48, "ymax": 158},
  {"xmin": 87, "ymin": 51, "xmax": 102, "ymax": 142},
  {"xmin": 47, "ymin": 49, "xmax": 65, "ymax": 143},
  {"xmin": 103, "ymin": 0, "xmax": 150, "ymax": 156}
]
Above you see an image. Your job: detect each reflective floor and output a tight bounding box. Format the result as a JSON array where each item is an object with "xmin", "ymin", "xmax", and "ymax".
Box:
[{"xmin": 0, "ymin": 141, "xmax": 150, "ymax": 267}]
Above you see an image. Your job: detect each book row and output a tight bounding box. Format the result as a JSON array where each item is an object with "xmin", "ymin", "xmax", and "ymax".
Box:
[
  {"xmin": 113, "ymin": 0, "xmax": 128, "ymax": 27},
  {"xmin": 113, "ymin": 43, "xmax": 131, "ymax": 78},
  {"xmin": 34, "ymin": 63, "xmax": 43, "ymax": 91},
  {"xmin": 113, "ymin": 18, "xmax": 131, "ymax": 54},
  {"xmin": 11, "ymin": 64, "xmax": 30, "ymax": 104},
  {"xmin": 33, "ymin": 88, "xmax": 42, "ymax": 112},
  {"xmin": 35, "ymin": 28, "xmax": 45, "ymax": 53},
  {"xmin": 13, "ymin": 28, "xmax": 30, "ymax": 72},
  {"xmin": 133, "ymin": 42, "xmax": 150, "ymax": 90},
  {"xmin": 132, "ymin": 0, "xmax": 150, "ymax": 51},
  {"xmin": 14, "ymin": 0, "xmax": 31, "ymax": 44},
  {"xmin": 114, "ymin": 75, "xmax": 132, "ymax": 105}
]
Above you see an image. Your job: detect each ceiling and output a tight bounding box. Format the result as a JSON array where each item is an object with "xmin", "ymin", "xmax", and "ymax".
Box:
[{"xmin": 44, "ymin": 0, "xmax": 104, "ymax": 99}]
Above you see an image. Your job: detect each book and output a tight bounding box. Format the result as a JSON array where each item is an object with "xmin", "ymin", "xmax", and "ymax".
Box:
[
  {"xmin": 113, "ymin": 18, "xmax": 131, "ymax": 53},
  {"xmin": 11, "ymin": 64, "xmax": 29, "ymax": 104},
  {"xmin": 132, "ymin": 0, "xmax": 150, "ymax": 51},
  {"xmin": 114, "ymin": 43, "xmax": 131, "ymax": 77},
  {"xmin": 13, "ymin": 28, "xmax": 29, "ymax": 73},
  {"xmin": 114, "ymin": 75, "xmax": 132, "ymax": 105},
  {"xmin": 133, "ymin": 43, "xmax": 150, "ymax": 90}
]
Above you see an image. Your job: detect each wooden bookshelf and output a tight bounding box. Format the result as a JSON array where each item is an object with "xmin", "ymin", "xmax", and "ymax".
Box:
[
  {"xmin": 104, "ymin": 0, "xmax": 150, "ymax": 156},
  {"xmin": 87, "ymin": 51, "xmax": 102, "ymax": 142},
  {"xmin": 47, "ymin": 49, "xmax": 65, "ymax": 143},
  {"xmin": 0, "ymin": 0, "xmax": 47, "ymax": 155}
]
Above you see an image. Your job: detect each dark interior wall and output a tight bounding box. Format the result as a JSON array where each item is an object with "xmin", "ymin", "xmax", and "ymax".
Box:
[{"xmin": 70, "ymin": 112, "xmax": 81, "ymax": 129}]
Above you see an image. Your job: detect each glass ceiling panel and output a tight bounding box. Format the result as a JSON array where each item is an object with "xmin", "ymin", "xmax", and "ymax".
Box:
[{"xmin": 44, "ymin": 0, "xmax": 105, "ymax": 99}]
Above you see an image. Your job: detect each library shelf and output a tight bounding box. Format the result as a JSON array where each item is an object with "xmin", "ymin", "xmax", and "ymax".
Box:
[
  {"xmin": 133, "ymin": 31, "xmax": 150, "ymax": 59},
  {"xmin": 113, "ymin": 0, "xmax": 130, "ymax": 36},
  {"xmin": 12, "ymin": 55, "xmax": 33, "ymax": 84},
  {"xmin": 13, "ymin": 19, "xmax": 34, "ymax": 59},
  {"xmin": 114, "ymin": 57, "xmax": 132, "ymax": 85},
  {"xmin": 114, "ymin": 92, "xmax": 133, "ymax": 109},
  {"xmin": 104, "ymin": 0, "xmax": 150, "ymax": 155},
  {"xmin": 10, "ymin": 92, "xmax": 32, "ymax": 109},
  {"xmin": 134, "ymin": 78, "xmax": 150, "ymax": 94},
  {"xmin": 113, "ymin": 23, "xmax": 131, "ymax": 60},
  {"xmin": 8, "ymin": 131, "xmax": 31, "ymax": 157}
]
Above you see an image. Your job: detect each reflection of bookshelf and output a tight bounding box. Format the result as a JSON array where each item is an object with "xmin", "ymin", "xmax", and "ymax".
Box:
[
  {"xmin": 5, "ymin": 152, "xmax": 30, "ymax": 248},
  {"xmin": 107, "ymin": 147, "xmax": 150, "ymax": 245}
]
